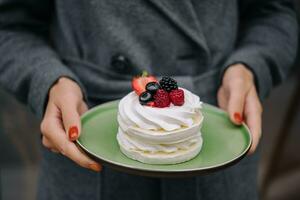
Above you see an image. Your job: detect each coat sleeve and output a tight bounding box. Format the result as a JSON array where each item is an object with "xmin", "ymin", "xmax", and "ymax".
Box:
[
  {"xmin": 0, "ymin": 0, "xmax": 86, "ymax": 119},
  {"xmin": 222, "ymin": 0, "xmax": 298, "ymax": 99}
]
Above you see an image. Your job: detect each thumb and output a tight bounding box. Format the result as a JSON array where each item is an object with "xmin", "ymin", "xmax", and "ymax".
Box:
[
  {"xmin": 61, "ymin": 100, "xmax": 83, "ymax": 141},
  {"xmin": 227, "ymin": 86, "xmax": 246, "ymax": 125}
]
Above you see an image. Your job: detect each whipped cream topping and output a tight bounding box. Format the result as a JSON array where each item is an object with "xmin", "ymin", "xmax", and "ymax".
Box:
[{"xmin": 118, "ymin": 88, "xmax": 202, "ymax": 132}]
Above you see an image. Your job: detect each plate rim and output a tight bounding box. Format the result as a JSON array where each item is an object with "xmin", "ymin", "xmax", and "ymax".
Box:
[{"xmin": 77, "ymin": 100, "xmax": 252, "ymax": 177}]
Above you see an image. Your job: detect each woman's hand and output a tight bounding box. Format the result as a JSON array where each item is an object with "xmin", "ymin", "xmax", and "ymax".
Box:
[
  {"xmin": 218, "ymin": 64, "xmax": 263, "ymax": 154},
  {"xmin": 40, "ymin": 77, "xmax": 102, "ymax": 172}
]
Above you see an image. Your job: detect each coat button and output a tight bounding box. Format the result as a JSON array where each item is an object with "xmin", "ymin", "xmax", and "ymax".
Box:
[{"xmin": 111, "ymin": 54, "xmax": 131, "ymax": 73}]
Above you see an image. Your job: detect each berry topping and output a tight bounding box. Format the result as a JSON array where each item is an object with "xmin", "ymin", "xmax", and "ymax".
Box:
[
  {"xmin": 146, "ymin": 82, "xmax": 161, "ymax": 94},
  {"xmin": 169, "ymin": 89, "xmax": 185, "ymax": 106},
  {"xmin": 159, "ymin": 76, "xmax": 178, "ymax": 92},
  {"xmin": 139, "ymin": 91, "xmax": 153, "ymax": 105},
  {"xmin": 132, "ymin": 71, "xmax": 158, "ymax": 95},
  {"xmin": 153, "ymin": 89, "xmax": 170, "ymax": 108},
  {"xmin": 146, "ymin": 101, "xmax": 155, "ymax": 107}
]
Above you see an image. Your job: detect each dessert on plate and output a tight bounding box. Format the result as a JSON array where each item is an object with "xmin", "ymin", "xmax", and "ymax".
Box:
[{"xmin": 116, "ymin": 72, "xmax": 204, "ymax": 164}]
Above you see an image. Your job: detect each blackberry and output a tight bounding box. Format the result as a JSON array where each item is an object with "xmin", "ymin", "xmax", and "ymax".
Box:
[{"xmin": 159, "ymin": 76, "xmax": 178, "ymax": 92}]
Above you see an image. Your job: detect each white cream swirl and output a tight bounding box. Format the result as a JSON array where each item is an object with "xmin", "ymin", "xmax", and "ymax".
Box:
[{"xmin": 118, "ymin": 88, "xmax": 202, "ymax": 132}]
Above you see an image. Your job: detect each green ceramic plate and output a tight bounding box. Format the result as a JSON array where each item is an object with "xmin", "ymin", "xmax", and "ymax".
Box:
[{"xmin": 77, "ymin": 100, "xmax": 252, "ymax": 177}]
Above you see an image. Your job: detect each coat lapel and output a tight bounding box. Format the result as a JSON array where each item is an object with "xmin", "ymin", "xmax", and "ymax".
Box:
[{"xmin": 147, "ymin": 0, "xmax": 210, "ymax": 58}]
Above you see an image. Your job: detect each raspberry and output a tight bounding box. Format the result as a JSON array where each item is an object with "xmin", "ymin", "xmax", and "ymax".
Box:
[
  {"xmin": 169, "ymin": 89, "xmax": 185, "ymax": 106},
  {"xmin": 146, "ymin": 101, "xmax": 155, "ymax": 107},
  {"xmin": 153, "ymin": 89, "xmax": 170, "ymax": 108}
]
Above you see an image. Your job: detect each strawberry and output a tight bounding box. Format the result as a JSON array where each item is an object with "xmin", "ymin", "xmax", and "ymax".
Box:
[
  {"xmin": 153, "ymin": 89, "xmax": 170, "ymax": 108},
  {"xmin": 131, "ymin": 71, "xmax": 158, "ymax": 95},
  {"xmin": 169, "ymin": 89, "xmax": 185, "ymax": 106}
]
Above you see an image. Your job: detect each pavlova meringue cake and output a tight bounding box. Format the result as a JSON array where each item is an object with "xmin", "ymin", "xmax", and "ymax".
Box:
[{"xmin": 116, "ymin": 74, "xmax": 203, "ymax": 164}]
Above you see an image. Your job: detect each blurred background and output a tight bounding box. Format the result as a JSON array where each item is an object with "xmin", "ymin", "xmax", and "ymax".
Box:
[{"xmin": 0, "ymin": 2, "xmax": 300, "ymax": 200}]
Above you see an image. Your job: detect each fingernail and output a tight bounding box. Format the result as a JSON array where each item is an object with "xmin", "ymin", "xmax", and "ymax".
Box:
[
  {"xmin": 234, "ymin": 112, "xmax": 243, "ymax": 123},
  {"xmin": 68, "ymin": 126, "xmax": 78, "ymax": 141},
  {"xmin": 89, "ymin": 164, "xmax": 102, "ymax": 172}
]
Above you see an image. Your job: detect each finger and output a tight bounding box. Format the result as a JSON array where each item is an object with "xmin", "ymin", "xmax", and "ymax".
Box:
[
  {"xmin": 78, "ymin": 102, "xmax": 88, "ymax": 115},
  {"xmin": 43, "ymin": 117, "xmax": 102, "ymax": 172},
  {"xmin": 42, "ymin": 136, "xmax": 60, "ymax": 153},
  {"xmin": 217, "ymin": 87, "xmax": 228, "ymax": 111},
  {"xmin": 50, "ymin": 148, "xmax": 60, "ymax": 153},
  {"xmin": 227, "ymin": 83, "xmax": 247, "ymax": 125},
  {"xmin": 41, "ymin": 103, "xmax": 102, "ymax": 172},
  {"xmin": 42, "ymin": 136, "xmax": 55, "ymax": 149},
  {"xmin": 244, "ymin": 87, "xmax": 262, "ymax": 154},
  {"xmin": 60, "ymin": 100, "xmax": 82, "ymax": 141}
]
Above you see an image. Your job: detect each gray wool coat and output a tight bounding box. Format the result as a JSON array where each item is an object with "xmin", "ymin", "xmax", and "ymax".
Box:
[{"xmin": 0, "ymin": 0, "xmax": 298, "ymax": 200}]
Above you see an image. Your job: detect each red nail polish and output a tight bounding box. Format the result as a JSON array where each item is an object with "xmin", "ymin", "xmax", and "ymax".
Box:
[
  {"xmin": 68, "ymin": 126, "xmax": 78, "ymax": 141},
  {"xmin": 89, "ymin": 164, "xmax": 102, "ymax": 172},
  {"xmin": 234, "ymin": 112, "xmax": 243, "ymax": 123}
]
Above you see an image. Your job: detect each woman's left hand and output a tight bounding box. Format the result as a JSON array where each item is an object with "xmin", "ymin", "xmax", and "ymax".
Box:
[{"xmin": 218, "ymin": 63, "xmax": 263, "ymax": 154}]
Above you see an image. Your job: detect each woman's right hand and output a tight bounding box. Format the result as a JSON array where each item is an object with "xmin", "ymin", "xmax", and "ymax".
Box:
[{"xmin": 40, "ymin": 77, "xmax": 102, "ymax": 172}]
